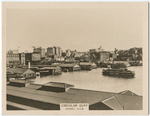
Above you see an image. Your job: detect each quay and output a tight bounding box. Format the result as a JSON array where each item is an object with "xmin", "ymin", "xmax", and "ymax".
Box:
[{"xmin": 7, "ymin": 80, "xmax": 142, "ymax": 110}]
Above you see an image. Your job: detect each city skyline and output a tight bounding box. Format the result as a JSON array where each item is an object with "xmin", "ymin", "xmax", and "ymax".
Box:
[{"xmin": 7, "ymin": 6, "xmax": 143, "ymax": 52}]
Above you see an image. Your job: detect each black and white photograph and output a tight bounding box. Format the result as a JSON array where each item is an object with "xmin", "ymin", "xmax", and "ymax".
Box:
[{"xmin": 2, "ymin": 2, "xmax": 148, "ymax": 115}]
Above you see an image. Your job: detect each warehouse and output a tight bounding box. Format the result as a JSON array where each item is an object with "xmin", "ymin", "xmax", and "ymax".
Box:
[
  {"xmin": 59, "ymin": 63, "xmax": 81, "ymax": 72},
  {"xmin": 7, "ymin": 82, "xmax": 142, "ymax": 110}
]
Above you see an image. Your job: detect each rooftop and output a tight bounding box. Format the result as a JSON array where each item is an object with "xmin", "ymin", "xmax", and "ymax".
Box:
[
  {"xmin": 7, "ymin": 68, "xmax": 37, "ymax": 74},
  {"xmin": 43, "ymin": 82, "xmax": 74, "ymax": 88},
  {"xmin": 7, "ymin": 83, "xmax": 142, "ymax": 110},
  {"xmin": 59, "ymin": 63, "xmax": 78, "ymax": 67}
]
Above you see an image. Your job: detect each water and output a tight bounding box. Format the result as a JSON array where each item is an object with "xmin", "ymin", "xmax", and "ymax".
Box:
[{"xmin": 34, "ymin": 66, "xmax": 142, "ymax": 95}]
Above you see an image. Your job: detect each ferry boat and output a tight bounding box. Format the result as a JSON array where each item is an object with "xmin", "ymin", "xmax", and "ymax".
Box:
[{"xmin": 102, "ymin": 68, "xmax": 135, "ymax": 78}]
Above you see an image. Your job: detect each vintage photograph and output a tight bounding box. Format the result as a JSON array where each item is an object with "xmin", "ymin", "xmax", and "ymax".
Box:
[{"xmin": 2, "ymin": 2, "xmax": 148, "ymax": 115}]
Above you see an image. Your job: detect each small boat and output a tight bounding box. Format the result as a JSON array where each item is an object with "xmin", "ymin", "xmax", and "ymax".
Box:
[{"xmin": 102, "ymin": 68, "xmax": 135, "ymax": 78}]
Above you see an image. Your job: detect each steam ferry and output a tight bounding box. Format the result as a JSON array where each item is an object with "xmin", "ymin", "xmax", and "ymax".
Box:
[{"xmin": 102, "ymin": 68, "xmax": 135, "ymax": 78}]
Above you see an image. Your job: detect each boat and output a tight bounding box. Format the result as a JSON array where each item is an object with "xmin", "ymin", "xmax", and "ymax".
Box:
[{"xmin": 102, "ymin": 68, "xmax": 135, "ymax": 78}]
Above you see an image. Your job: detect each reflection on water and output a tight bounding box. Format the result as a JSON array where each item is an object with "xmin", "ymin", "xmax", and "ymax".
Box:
[{"xmin": 34, "ymin": 66, "xmax": 142, "ymax": 95}]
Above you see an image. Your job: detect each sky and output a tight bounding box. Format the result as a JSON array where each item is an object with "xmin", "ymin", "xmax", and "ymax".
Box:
[{"xmin": 6, "ymin": 6, "xmax": 143, "ymax": 53}]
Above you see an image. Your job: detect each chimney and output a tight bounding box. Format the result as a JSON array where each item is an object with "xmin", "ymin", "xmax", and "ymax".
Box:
[
  {"xmin": 64, "ymin": 83, "xmax": 67, "ymax": 92},
  {"xmin": 28, "ymin": 61, "xmax": 30, "ymax": 69}
]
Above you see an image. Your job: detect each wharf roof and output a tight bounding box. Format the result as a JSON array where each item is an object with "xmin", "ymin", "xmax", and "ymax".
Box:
[
  {"xmin": 43, "ymin": 82, "xmax": 74, "ymax": 88},
  {"xmin": 59, "ymin": 63, "xmax": 79, "ymax": 67},
  {"xmin": 9, "ymin": 79, "xmax": 26, "ymax": 83},
  {"xmin": 7, "ymin": 68, "xmax": 37, "ymax": 74},
  {"xmin": 7, "ymin": 84, "xmax": 142, "ymax": 110},
  {"xmin": 50, "ymin": 64, "xmax": 61, "ymax": 67},
  {"xmin": 80, "ymin": 62, "xmax": 92, "ymax": 65},
  {"xmin": 119, "ymin": 90, "xmax": 139, "ymax": 96}
]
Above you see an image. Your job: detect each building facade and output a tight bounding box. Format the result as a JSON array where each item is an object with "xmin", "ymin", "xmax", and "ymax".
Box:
[
  {"xmin": 19, "ymin": 53, "xmax": 26, "ymax": 66},
  {"xmin": 7, "ymin": 52, "xmax": 20, "ymax": 67},
  {"xmin": 66, "ymin": 49, "xmax": 71, "ymax": 57},
  {"xmin": 33, "ymin": 47, "xmax": 45, "ymax": 58},
  {"xmin": 32, "ymin": 52, "xmax": 41, "ymax": 61},
  {"xmin": 25, "ymin": 53, "xmax": 32, "ymax": 65},
  {"xmin": 47, "ymin": 46, "xmax": 62, "ymax": 57},
  {"xmin": 47, "ymin": 47, "xmax": 54, "ymax": 56},
  {"xmin": 99, "ymin": 52, "xmax": 110, "ymax": 62}
]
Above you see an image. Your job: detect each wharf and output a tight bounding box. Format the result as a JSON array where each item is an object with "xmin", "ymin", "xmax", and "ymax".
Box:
[{"xmin": 7, "ymin": 80, "xmax": 142, "ymax": 110}]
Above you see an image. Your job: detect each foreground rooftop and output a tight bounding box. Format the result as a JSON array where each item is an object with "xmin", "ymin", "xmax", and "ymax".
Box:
[{"xmin": 7, "ymin": 80, "xmax": 142, "ymax": 110}]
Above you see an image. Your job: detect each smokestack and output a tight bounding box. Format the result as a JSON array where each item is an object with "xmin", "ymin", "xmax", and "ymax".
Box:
[
  {"xmin": 64, "ymin": 83, "xmax": 67, "ymax": 92},
  {"xmin": 28, "ymin": 61, "xmax": 30, "ymax": 69}
]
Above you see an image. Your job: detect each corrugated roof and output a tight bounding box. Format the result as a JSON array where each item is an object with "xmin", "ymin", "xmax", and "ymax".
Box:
[
  {"xmin": 114, "ymin": 94, "xmax": 142, "ymax": 110},
  {"xmin": 44, "ymin": 67, "xmax": 60, "ymax": 70},
  {"xmin": 9, "ymin": 79, "xmax": 26, "ymax": 83},
  {"xmin": 59, "ymin": 63, "xmax": 78, "ymax": 67},
  {"xmin": 119, "ymin": 90, "xmax": 138, "ymax": 96},
  {"xmin": 80, "ymin": 62, "xmax": 92, "ymax": 65},
  {"xmin": 7, "ymin": 84, "xmax": 142, "ymax": 110},
  {"xmin": 101, "ymin": 96, "xmax": 123, "ymax": 110},
  {"xmin": 43, "ymin": 82, "xmax": 74, "ymax": 88},
  {"xmin": 7, "ymin": 68, "xmax": 36, "ymax": 74},
  {"xmin": 7, "ymin": 68, "xmax": 28, "ymax": 74}
]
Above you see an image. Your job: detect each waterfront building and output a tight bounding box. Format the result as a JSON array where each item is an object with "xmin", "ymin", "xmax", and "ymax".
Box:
[
  {"xmin": 7, "ymin": 82, "xmax": 142, "ymax": 110},
  {"xmin": 113, "ymin": 60, "xmax": 130, "ymax": 67},
  {"xmin": 7, "ymin": 68, "xmax": 37, "ymax": 80},
  {"xmin": 56, "ymin": 57, "xmax": 65, "ymax": 61},
  {"xmin": 59, "ymin": 63, "xmax": 81, "ymax": 72},
  {"xmin": 79, "ymin": 62, "xmax": 93, "ymax": 70}
]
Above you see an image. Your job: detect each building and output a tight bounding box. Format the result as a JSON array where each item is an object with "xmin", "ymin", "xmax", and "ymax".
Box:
[
  {"xmin": 39, "ymin": 82, "xmax": 74, "ymax": 92},
  {"xmin": 19, "ymin": 53, "xmax": 25, "ymax": 66},
  {"xmin": 113, "ymin": 61, "xmax": 130, "ymax": 67},
  {"xmin": 89, "ymin": 49, "xmax": 96, "ymax": 53},
  {"xmin": 7, "ymin": 82, "xmax": 142, "ymax": 110},
  {"xmin": 59, "ymin": 63, "xmax": 81, "ymax": 72},
  {"xmin": 47, "ymin": 46, "xmax": 62, "ymax": 57},
  {"xmin": 33, "ymin": 47, "xmax": 45, "ymax": 58},
  {"xmin": 66, "ymin": 49, "xmax": 71, "ymax": 57},
  {"xmin": 7, "ymin": 68, "xmax": 37, "ymax": 79},
  {"xmin": 7, "ymin": 50, "xmax": 20, "ymax": 67},
  {"xmin": 32, "ymin": 52, "xmax": 41, "ymax": 65},
  {"xmin": 99, "ymin": 52, "xmax": 110, "ymax": 62},
  {"xmin": 47, "ymin": 47, "xmax": 54, "ymax": 56},
  {"xmin": 41, "ymin": 48, "xmax": 45, "ymax": 58},
  {"xmin": 25, "ymin": 53, "xmax": 32, "ymax": 65}
]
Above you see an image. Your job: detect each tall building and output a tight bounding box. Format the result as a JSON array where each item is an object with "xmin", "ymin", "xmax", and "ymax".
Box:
[
  {"xmin": 47, "ymin": 46, "xmax": 62, "ymax": 57},
  {"xmin": 47, "ymin": 47, "xmax": 54, "ymax": 56},
  {"xmin": 41, "ymin": 48, "xmax": 45, "ymax": 57},
  {"xmin": 19, "ymin": 53, "xmax": 25, "ymax": 66},
  {"xmin": 33, "ymin": 47, "xmax": 45, "ymax": 58}
]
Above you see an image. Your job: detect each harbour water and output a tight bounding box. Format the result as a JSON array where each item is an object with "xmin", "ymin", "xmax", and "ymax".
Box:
[{"xmin": 34, "ymin": 66, "xmax": 142, "ymax": 95}]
